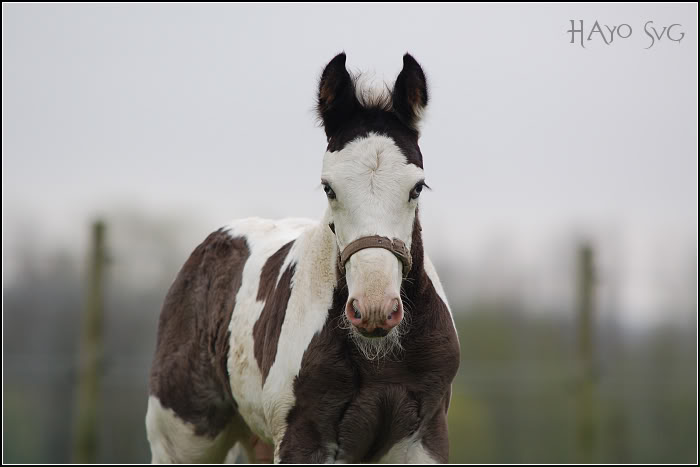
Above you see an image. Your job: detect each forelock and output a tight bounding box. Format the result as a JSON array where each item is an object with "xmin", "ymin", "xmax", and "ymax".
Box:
[{"xmin": 352, "ymin": 72, "xmax": 393, "ymax": 112}]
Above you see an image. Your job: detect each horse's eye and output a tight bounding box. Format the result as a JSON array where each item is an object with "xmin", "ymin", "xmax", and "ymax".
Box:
[
  {"xmin": 409, "ymin": 182, "xmax": 425, "ymax": 201},
  {"xmin": 323, "ymin": 183, "xmax": 336, "ymax": 200}
]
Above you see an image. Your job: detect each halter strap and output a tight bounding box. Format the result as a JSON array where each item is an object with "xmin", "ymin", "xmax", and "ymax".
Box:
[{"xmin": 335, "ymin": 233, "xmax": 412, "ymax": 278}]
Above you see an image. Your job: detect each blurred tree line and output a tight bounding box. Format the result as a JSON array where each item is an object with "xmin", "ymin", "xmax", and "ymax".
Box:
[{"xmin": 2, "ymin": 215, "xmax": 697, "ymax": 463}]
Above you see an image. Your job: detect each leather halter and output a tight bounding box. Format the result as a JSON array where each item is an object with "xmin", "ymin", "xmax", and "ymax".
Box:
[{"xmin": 331, "ymin": 225, "xmax": 412, "ymax": 278}]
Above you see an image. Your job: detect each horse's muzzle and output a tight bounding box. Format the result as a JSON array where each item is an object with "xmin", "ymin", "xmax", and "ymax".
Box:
[{"xmin": 345, "ymin": 296, "xmax": 403, "ymax": 334}]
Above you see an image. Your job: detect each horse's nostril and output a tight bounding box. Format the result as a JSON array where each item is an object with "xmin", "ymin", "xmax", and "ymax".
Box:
[
  {"xmin": 352, "ymin": 300, "xmax": 361, "ymax": 319},
  {"xmin": 392, "ymin": 300, "xmax": 399, "ymax": 313}
]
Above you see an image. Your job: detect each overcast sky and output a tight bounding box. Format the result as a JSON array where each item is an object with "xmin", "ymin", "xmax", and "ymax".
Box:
[{"xmin": 3, "ymin": 4, "xmax": 697, "ymax": 324}]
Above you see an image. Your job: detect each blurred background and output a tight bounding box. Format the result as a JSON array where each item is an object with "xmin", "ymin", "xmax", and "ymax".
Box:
[{"xmin": 3, "ymin": 3, "xmax": 697, "ymax": 464}]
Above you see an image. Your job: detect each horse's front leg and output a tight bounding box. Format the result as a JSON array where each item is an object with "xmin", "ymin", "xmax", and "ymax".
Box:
[
  {"xmin": 275, "ymin": 426, "xmax": 338, "ymax": 464},
  {"xmin": 378, "ymin": 406, "xmax": 449, "ymax": 464},
  {"xmin": 412, "ymin": 407, "xmax": 450, "ymax": 464}
]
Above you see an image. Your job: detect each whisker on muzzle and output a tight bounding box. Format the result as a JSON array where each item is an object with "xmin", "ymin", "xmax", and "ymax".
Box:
[{"xmin": 340, "ymin": 306, "xmax": 409, "ymax": 362}]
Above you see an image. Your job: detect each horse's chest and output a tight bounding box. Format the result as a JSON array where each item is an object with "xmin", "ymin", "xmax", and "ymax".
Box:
[{"xmin": 279, "ymin": 337, "xmax": 450, "ymax": 461}]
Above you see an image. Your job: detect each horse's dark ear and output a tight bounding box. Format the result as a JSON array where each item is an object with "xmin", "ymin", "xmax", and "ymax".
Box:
[
  {"xmin": 317, "ymin": 53, "xmax": 358, "ymax": 140},
  {"xmin": 392, "ymin": 53, "xmax": 428, "ymax": 133}
]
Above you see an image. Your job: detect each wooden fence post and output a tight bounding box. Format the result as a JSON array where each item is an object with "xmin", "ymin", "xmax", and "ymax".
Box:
[
  {"xmin": 576, "ymin": 242, "xmax": 596, "ymax": 462},
  {"xmin": 72, "ymin": 220, "xmax": 107, "ymax": 463}
]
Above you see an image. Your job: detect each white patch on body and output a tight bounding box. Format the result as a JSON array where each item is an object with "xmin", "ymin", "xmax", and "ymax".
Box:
[
  {"xmin": 261, "ymin": 215, "xmax": 338, "ymax": 447},
  {"xmin": 224, "ymin": 217, "xmax": 314, "ymax": 443},
  {"xmin": 221, "ymin": 216, "xmax": 339, "ymax": 455}
]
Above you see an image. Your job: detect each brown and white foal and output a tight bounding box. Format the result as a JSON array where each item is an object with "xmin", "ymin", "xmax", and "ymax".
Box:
[{"xmin": 146, "ymin": 53, "xmax": 460, "ymax": 464}]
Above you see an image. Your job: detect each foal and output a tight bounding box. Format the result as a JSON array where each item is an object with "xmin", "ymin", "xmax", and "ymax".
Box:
[{"xmin": 146, "ymin": 53, "xmax": 460, "ymax": 464}]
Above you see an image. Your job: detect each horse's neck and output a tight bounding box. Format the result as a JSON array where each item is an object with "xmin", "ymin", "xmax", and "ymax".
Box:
[{"xmin": 405, "ymin": 215, "xmax": 427, "ymax": 294}]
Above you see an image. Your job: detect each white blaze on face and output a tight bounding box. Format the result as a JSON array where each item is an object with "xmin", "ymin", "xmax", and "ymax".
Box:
[{"xmin": 321, "ymin": 133, "xmax": 424, "ymax": 346}]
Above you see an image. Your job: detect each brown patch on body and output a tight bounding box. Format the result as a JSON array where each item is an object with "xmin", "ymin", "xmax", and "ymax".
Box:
[
  {"xmin": 253, "ymin": 240, "xmax": 295, "ymax": 385},
  {"xmin": 149, "ymin": 229, "xmax": 249, "ymax": 438},
  {"xmin": 278, "ymin": 216, "xmax": 460, "ymax": 463}
]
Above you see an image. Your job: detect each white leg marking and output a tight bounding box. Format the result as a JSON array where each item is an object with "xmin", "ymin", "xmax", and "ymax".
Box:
[
  {"xmin": 379, "ymin": 436, "xmax": 440, "ymax": 464},
  {"xmin": 145, "ymin": 396, "xmax": 235, "ymax": 464}
]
